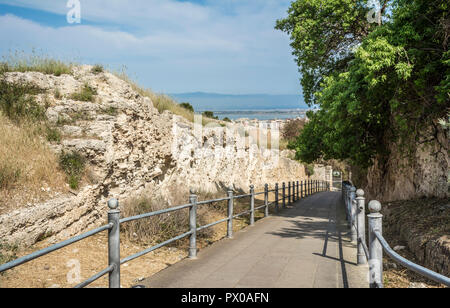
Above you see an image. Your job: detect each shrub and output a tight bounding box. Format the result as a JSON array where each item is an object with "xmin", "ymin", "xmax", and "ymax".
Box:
[
  {"xmin": 202, "ymin": 111, "xmax": 219, "ymax": 120},
  {"xmin": 305, "ymin": 164, "xmax": 315, "ymax": 177},
  {"xmin": 223, "ymin": 117, "xmax": 232, "ymax": 122},
  {"xmin": 179, "ymin": 102, "xmax": 194, "ymax": 112},
  {"xmin": 91, "ymin": 65, "xmax": 104, "ymax": 74},
  {"xmin": 46, "ymin": 126, "xmax": 61, "ymax": 143},
  {"xmin": 0, "ymin": 79, "xmax": 45, "ymax": 123},
  {"xmin": 69, "ymin": 83, "xmax": 97, "ymax": 102},
  {"xmin": 282, "ymin": 118, "xmax": 306, "ymax": 142},
  {"xmin": 59, "ymin": 151, "xmax": 85, "ymax": 190},
  {"xmin": 102, "ymin": 106, "xmax": 118, "ymax": 116}
]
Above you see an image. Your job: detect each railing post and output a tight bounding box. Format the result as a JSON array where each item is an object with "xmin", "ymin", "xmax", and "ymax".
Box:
[
  {"xmin": 350, "ymin": 186, "xmax": 357, "ymax": 241},
  {"xmin": 189, "ymin": 189, "xmax": 198, "ymax": 259},
  {"xmin": 356, "ymin": 189, "xmax": 367, "ymax": 265},
  {"xmin": 107, "ymin": 199, "xmax": 120, "ymax": 289},
  {"xmin": 264, "ymin": 184, "xmax": 269, "ymax": 217},
  {"xmin": 275, "ymin": 183, "xmax": 279, "ymax": 213},
  {"xmin": 301, "ymin": 181, "xmax": 303, "ymax": 198},
  {"xmin": 282, "ymin": 182, "xmax": 286, "ymax": 209},
  {"xmin": 292, "ymin": 181, "xmax": 295, "ymax": 202},
  {"xmin": 297, "ymin": 181, "xmax": 299, "ymax": 200},
  {"xmin": 250, "ymin": 185, "xmax": 255, "ymax": 226},
  {"xmin": 227, "ymin": 187, "xmax": 234, "ymax": 239},
  {"xmin": 368, "ymin": 200, "xmax": 383, "ymax": 288},
  {"xmin": 288, "ymin": 182, "xmax": 291, "ymax": 205}
]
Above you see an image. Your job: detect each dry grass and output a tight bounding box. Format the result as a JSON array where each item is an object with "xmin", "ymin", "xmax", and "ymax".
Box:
[
  {"xmin": 1, "ymin": 51, "xmax": 73, "ymax": 76},
  {"xmin": 120, "ymin": 189, "xmax": 261, "ymax": 246},
  {"xmin": 0, "ymin": 189, "xmax": 269, "ymax": 288},
  {"xmin": 113, "ymin": 70, "xmax": 217, "ymax": 126},
  {"xmin": 0, "ymin": 113, "xmax": 66, "ymax": 214}
]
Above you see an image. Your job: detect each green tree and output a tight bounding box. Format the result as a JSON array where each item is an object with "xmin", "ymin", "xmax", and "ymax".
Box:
[
  {"xmin": 278, "ymin": 0, "xmax": 449, "ymax": 168},
  {"xmin": 276, "ymin": 0, "xmax": 390, "ymax": 106}
]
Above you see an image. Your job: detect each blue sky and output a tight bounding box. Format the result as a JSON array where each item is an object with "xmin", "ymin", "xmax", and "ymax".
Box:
[{"xmin": 0, "ymin": 0, "xmax": 301, "ymax": 95}]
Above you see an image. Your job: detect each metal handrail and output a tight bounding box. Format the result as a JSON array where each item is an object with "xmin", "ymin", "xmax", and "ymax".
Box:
[
  {"xmin": 120, "ymin": 203, "xmax": 193, "ymax": 224},
  {"xmin": 0, "ymin": 179, "xmax": 330, "ymax": 288},
  {"xmin": 342, "ymin": 185, "xmax": 450, "ymax": 288},
  {"xmin": 0, "ymin": 223, "xmax": 112, "ymax": 272},
  {"xmin": 74, "ymin": 265, "xmax": 115, "ymax": 289},
  {"xmin": 374, "ymin": 231, "xmax": 450, "ymax": 286}
]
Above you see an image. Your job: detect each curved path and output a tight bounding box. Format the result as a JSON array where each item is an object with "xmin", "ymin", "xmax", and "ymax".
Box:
[{"xmin": 142, "ymin": 191, "xmax": 368, "ymax": 288}]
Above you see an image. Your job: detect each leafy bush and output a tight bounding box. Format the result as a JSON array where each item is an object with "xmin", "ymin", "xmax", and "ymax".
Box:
[
  {"xmin": 202, "ymin": 111, "xmax": 219, "ymax": 120},
  {"xmin": 46, "ymin": 126, "xmax": 61, "ymax": 143},
  {"xmin": 305, "ymin": 164, "xmax": 315, "ymax": 177},
  {"xmin": 59, "ymin": 151, "xmax": 85, "ymax": 190},
  {"xmin": 69, "ymin": 83, "xmax": 97, "ymax": 102},
  {"xmin": 0, "ymin": 79, "xmax": 45, "ymax": 123},
  {"xmin": 91, "ymin": 65, "xmax": 104, "ymax": 74},
  {"xmin": 282, "ymin": 118, "xmax": 306, "ymax": 142},
  {"xmin": 179, "ymin": 102, "xmax": 194, "ymax": 112}
]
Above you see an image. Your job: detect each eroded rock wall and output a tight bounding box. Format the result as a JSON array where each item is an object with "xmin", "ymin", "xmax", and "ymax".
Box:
[
  {"xmin": 363, "ymin": 126, "xmax": 449, "ymax": 202},
  {"xmin": 0, "ymin": 67, "xmax": 327, "ymax": 246}
]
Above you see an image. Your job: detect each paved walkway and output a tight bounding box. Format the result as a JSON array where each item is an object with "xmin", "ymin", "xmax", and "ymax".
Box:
[{"xmin": 142, "ymin": 191, "xmax": 368, "ymax": 288}]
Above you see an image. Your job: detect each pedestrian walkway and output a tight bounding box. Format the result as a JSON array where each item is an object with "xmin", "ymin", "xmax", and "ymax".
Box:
[{"xmin": 142, "ymin": 191, "xmax": 368, "ymax": 288}]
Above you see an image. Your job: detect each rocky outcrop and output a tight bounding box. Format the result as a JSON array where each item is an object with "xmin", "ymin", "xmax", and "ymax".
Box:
[
  {"xmin": 0, "ymin": 67, "xmax": 328, "ymax": 246},
  {"xmin": 363, "ymin": 125, "xmax": 449, "ymax": 202}
]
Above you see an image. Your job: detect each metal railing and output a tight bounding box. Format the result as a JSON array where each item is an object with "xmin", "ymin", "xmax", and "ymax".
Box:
[
  {"xmin": 342, "ymin": 184, "xmax": 450, "ymax": 288},
  {"xmin": 0, "ymin": 179, "xmax": 330, "ymax": 288}
]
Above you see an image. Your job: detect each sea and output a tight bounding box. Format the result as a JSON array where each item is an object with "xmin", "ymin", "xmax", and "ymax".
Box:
[{"xmin": 212, "ymin": 109, "xmax": 308, "ymax": 121}]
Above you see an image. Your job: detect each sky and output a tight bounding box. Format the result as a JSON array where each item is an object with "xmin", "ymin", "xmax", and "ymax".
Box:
[{"xmin": 0, "ymin": 0, "xmax": 302, "ymax": 96}]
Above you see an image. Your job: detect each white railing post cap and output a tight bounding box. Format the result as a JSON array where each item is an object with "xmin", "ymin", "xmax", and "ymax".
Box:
[
  {"xmin": 368, "ymin": 200, "xmax": 382, "ymax": 213},
  {"xmin": 356, "ymin": 189, "xmax": 364, "ymax": 198},
  {"xmin": 108, "ymin": 199, "xmax": 119, "ymax": 210}
]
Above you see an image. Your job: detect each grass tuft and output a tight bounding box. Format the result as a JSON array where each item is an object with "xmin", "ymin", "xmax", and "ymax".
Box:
[
  {"xmin": 91, "ymin": 65, "xmax": 104, "ymax": 75},
  {"xmin": 59, "ymin": 151, "xmax": 86, "ymax": 190},
  {"xmin": 1, "ymin": 51, "xmax": 73, "ymax": 76},
  {"xmin": 69, "ymin": 83, "xmax": 97, "ymax": 102}
]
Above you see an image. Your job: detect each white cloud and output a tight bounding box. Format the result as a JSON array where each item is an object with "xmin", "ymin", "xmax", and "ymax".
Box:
[{"xmin": 0, "ymin": 0, "xmax": 300, "ymax": 94}]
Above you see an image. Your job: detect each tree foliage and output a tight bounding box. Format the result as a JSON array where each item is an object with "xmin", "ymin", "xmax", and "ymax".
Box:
[{"xmin": 277, "ymin": 0, "xmax": 449, "ymax": 168}]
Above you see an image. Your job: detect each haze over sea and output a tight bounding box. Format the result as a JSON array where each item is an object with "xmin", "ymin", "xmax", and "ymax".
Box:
[{"xmin": 170, "ymin": 92, "xmax": 309, "ymax": 121}]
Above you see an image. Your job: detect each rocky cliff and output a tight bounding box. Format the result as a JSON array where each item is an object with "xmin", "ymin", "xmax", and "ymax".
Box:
[
  {"xmin": 0, "ymin": 66, "xmax": 327, "ymax": 246},
  {"xmin": 363, "ymin": 126, "xmax": 449, "ymax": 202}
]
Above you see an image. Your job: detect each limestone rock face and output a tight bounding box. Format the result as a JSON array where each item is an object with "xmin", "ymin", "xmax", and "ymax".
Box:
[
  {"xmin": 0, "ymin": 67, "xmax": 328, "ymax": 246},
  {"xmin": 364, "ymin": 125, "xmax": 449, "ymax": 202}
]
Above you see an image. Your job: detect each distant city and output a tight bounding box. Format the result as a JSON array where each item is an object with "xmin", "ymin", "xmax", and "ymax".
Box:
[
  {"xmin": 169, "ymin": 92, "xmax": 310, "ymax": 121},
  {"xmin": 213, "ymin": 109, "xmax": 307, "ymax": 121}
]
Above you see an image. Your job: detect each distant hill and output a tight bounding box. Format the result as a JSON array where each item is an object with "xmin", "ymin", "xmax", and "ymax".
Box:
[{"xmin": 169, "ymin": 92, "xmax": 307, "ymax": 111}]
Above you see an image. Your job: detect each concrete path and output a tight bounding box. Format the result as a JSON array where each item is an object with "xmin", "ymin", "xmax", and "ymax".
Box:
[{"xmin": 142, "ymin": 192, "xmax": 368, "ymax": 288}]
